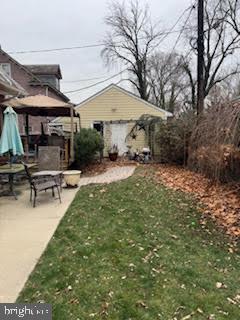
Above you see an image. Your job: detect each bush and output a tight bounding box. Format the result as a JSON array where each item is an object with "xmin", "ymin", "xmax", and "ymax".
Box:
[
  {"xmin": 188, "ymin": 103, "xmax": 240, "ymax": 182},
  {"xmin": 188, "ymin": 144, "xmax": 240, "ymax": 182},
  {"xmin": 74, "ymin": 128, "xmax": 104, "ymax": 166},
  {"xmin": 155, "ymin": 112, "xmax": 196, "ymax": 165}
]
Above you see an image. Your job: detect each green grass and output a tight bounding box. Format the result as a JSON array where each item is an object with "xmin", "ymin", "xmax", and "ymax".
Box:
[{"xmin": 18, "ymin": 169, "xmax": 240, "ymax": 319}]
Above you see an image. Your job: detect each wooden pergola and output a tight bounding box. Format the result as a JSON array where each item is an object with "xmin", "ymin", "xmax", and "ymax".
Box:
[{"xmin": 0, "ymin": 95, "xmax": 78, "ymax": 162}]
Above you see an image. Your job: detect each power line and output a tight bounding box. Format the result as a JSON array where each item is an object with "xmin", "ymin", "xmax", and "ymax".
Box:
[
  {"xmin": 62, "ymin": 5, "xmax": 196, "ymax": 88},
  {"xmin": 169, "ymin": 2, "xmax": 196, "ymax": 56},
  {"xmin": 63, "ymin": 69, "xmax": 127, "ymax": 94},
  {"xmin": 8, "ymin": 28, "xmax": 194, "ymax": 55},
  {"xmin": 8, "ymin": 43, "xmax": 104, "ymax": 55},
  {"xmin": 155, "ymin": 4, "xmax": 195, "ymax": 48},
  {"xmin": 59, "ymin": 3, "xmax": 197, "ymax": 94},
  {"xmin": 62, "ymin": 75, "xmax": 109, "ymax": 83}
]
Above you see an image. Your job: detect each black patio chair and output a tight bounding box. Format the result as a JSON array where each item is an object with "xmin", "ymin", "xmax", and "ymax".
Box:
[{"xmin": 22, "ymin": 162, "xmax": 61, "ymax": 207}]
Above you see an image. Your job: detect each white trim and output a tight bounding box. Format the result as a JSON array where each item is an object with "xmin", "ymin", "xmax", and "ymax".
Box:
[{"xmin": 75, "ymin": 84, "xmax": 173, "ymax": 118}]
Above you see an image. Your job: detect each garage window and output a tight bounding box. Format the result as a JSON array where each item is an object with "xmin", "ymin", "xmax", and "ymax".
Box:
[{"xmin": 93, "ymin": 121, "xmax": 103, "ymax": 134}]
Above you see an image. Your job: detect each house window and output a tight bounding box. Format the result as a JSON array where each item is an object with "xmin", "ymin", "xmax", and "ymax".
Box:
[
  {"xmin": 0, "ymin": 63, "xmax": 11, "ymax": 77},
  {"xmin": 37, "ymin": 75, "xmax": 60, "ymax": 89},
  {"xmin": 93, "ymin": 121, "xmax": 103, "ymax": 135}
]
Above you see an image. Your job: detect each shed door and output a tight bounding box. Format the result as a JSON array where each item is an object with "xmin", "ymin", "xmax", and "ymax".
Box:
[{"xmin": 111, "ymin": 123, "xmax": 128, "ymax": 155}]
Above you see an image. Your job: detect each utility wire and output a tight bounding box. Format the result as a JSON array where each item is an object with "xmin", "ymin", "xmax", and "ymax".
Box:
[
  {"xmin": 159, "ymin": 2, "xmax": 196, "ymax": 85},
  {"xmin": 154, "ymin": 4, "xmax": 195, "ymax": 50},
  {"xmin": 63, "ymin": 69, "xmax": 127, "ymax": 94},
  {"xmin": 8, "ymin": 43, "xmax": 104, "ymax": 55},
  {"xmin": 58, "ymin": 3, "xmax": 197, "ymax": 94},
  {"xmin": 169, "ymin": 2, "xmax": 196, "ymax": 56},
  {"xmin": 8, "ymin": 28, "xmax": 194, "ymax": 55},
  {"xmin": 62, "ymin": 4, "xmax": 195, "ymax": 87},
  {"xmin": 62, "ymin": 75, "xmax": 109, "ymax": 83}
]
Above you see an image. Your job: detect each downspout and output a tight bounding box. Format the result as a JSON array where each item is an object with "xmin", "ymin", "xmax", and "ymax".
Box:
[
  {"xmin": 78, "ymin": 113, "xmax": 81, "ymax": 131},
  {"xmin": 70, "ymin": 105, "xmax": 74, "ymax": 163}
]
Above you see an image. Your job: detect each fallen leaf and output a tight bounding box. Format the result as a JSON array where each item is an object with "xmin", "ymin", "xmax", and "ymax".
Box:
[
  {"xmin": 227, "ymin": 297, "xmax": 237, "ymax": 305},
  {"xmin": 180, "ymin": 312, "xmax": 195, "ymax": 320},
  {"xmin": 216, "ymin": 282, "xmax": 227, "ymax": 289},
  {"xmin": 154, "ymin": 165, "xmax": 240, "ymax": 238},
  {"xmin": 136, "ymin": 300, "xmax": 148, "ymax": 309}
]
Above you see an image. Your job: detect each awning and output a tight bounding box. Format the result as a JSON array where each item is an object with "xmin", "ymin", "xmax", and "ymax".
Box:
[{"xmin": 2, "ymin": 94, "xmax": 77, "ymax": 117}]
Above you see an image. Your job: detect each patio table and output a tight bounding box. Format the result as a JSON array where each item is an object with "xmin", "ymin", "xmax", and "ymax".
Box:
[
  {"xmin": 32, "ymin": 171, "xmax": 63, "ymax": 191},
  {"xmin": 0, "ymin": 163, "xmax": 36, "ymax": 200}
]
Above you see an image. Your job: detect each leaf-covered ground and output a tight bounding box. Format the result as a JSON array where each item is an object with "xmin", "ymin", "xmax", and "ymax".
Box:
[
  {"xmin": 154, "ymin": 165, "xmax": 240, "ymax": 238},
  {"xmin": 18, "ymin": 168, "xmax": 240, "ymax": 319}
]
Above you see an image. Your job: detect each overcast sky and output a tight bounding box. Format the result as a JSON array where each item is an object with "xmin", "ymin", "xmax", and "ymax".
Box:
[{"xmin": 0, "ymin": 0, "xmax": 193, "ymax": 103}]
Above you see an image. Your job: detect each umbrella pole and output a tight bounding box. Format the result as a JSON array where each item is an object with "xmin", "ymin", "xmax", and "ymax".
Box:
[
  {"xmin": 25, "ymin": 114, "xmax": 29, "ymax": 162},
  {"xmin": 9, "ymin": 152, "xmax": 11, "ymax": 168},
  {"xmin": 8, "ymin": 151, "xmax": 14, "ymax": 168}
]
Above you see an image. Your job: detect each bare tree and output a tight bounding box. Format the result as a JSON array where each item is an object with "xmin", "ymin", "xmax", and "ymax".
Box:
[
  {"xmin": 223, "ymin": 0, "xmax": 240, "ymax": 35},
  {"xmin": 181, "ymin": 56, "xmax": 197, "ymax": 110},
  {"xmin": 148, "ymin": 52, "xmax": 189, "ymax": 113},
  {"xmin": 101, "ymin": 0, "xmax": 161, "ymax": 101},
  {"xmin": 185, "ymin": 0, "xmax": 240, "ymax": 102},
  {"xmin": 207, "ymin": 73, "xmax": 240, "ymax": 105},
  {"xmin": 204, "ymin": 0, "xmax": 240, "ymax": 96}
]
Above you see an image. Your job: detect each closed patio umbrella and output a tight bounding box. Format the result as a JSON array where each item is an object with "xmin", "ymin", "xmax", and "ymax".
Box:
[{"xmin": 0, "ymin": 106, "xmax": 24, "ymax": 158}]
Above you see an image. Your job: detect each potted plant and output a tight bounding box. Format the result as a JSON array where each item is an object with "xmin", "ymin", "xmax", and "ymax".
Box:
[
  {"xmin": 63, "ymin": 170, "xmax": 82, "ymax": 188},
  {"xmin": 108, "ymin": 144, "xmax": 119, "ymax": 161}
]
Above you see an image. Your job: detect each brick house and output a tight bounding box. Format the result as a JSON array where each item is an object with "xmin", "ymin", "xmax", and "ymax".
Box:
[{"xmin": 0, "ymin": 47, "xmax": 69, "ymax": 135}]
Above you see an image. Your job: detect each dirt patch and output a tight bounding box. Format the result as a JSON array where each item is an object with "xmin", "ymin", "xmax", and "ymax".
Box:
[{"xmin": 153, "ymin": 164, "xmax": 240, "ymax": 239}]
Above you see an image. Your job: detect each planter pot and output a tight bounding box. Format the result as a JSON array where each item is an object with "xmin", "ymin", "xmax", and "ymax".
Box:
[
  {"xmin": 109, "ymin": 152, "xmax": 118, "ymax": 161},
  {"xmin": 63, "ymin": 170, "xmax": 81, "ymax": 187}
]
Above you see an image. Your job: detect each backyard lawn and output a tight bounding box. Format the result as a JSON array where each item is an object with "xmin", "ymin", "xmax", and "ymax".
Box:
[{"xmin": 18, "ymin": 168, "xmax": 240, "ymax": 319}]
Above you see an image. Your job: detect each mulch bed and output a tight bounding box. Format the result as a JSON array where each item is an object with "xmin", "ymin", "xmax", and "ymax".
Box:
[{"xmin": 153, "ymin": 164, "xmax": 240, "ymax": 239}]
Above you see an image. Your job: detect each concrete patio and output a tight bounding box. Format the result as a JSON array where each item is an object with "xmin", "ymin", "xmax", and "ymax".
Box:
[{"xmin": 0, "ymin": 165, "xmax": 135, "ymax": 303}]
